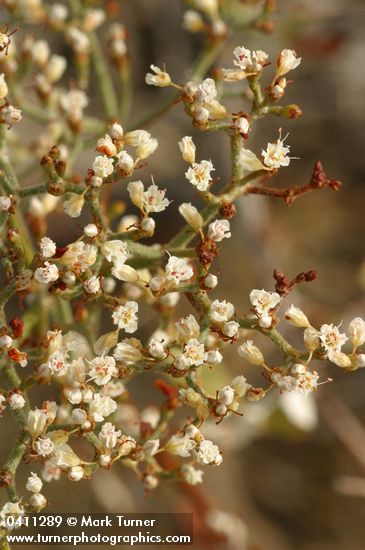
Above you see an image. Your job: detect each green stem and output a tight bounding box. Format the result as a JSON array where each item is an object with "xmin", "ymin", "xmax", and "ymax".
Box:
[{"xmin": 89, "ymin": 32, "xmax": 118, "ymax": 120}]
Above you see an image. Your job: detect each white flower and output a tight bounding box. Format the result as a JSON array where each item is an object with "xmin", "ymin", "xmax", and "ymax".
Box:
[
  {"xmin": 165, "ymin": 256, "xmax": 193, "ymax": 284},
  {"xmin": 1, "ymin": 105, "xmax": 22, "ymax": 125},
  {"xmin": 145, "ymin": 65, "xmax": 171, "ymax": 87},
  {"xmin": 209, "ymin": 299, "xmax": 234, "ymax": 323},
  {"xmin": 46, "ymin": 350, "xmax": 68, "ymax": 376},
  {"xmin": 319, "ymin": 323, "xmax": 348, "ymax": 353},
  {"xmin": 285, "ymin": 305, "xmax": 310, "ymax": 328},
  {"xmin": 117, "ymin": 151, "xmax": 134, "ymax": 173},
  {"xmin": 29, "ymin": 493, "xmax": 47, "ymax": 510},
  {"xmin": 148, "ymin": 338, "xmax": 167, "ymax": 360},
  {"xmin": 178, "ymin": 203, "xmax": 203, "ymax": 232},
  {"xmin": 143, "ymin": 439, "xmax": 160, "ymax": 456},
  {"xmin": 233, "ymin": 46, "xmax": 252, "ymax": 70},
  {"xmin": 0, "ymin": 501, "xmax": 24, "ymax": 527},
  {"xmin": 237, "ymin": 148, "xmax": 265, "ymax": 172},
  {"xmin": 124, "ymin": 129, "xmax": 151, "ymax": 147},
  {"xmin": 8, "ymin": 393, "xmax": 26, "ymax": 410},
  {"xmin": 127, "ymin": 180, "xmax": 145, "ymax": 210},
  {"xmin": 92, "ymin": 155, "xmax": 114, "ymax": 178},
  {"xmin": 328, "ymin": 350, "xmax": 352, "ymax": 368},
  {"xmin": 84, "ymin": 223, "xmax": 98, "ymax": 238},
  {"xmin": 234, "ymin": 117, "xmax": 249, "ymax": 135},
  {"xmin": 185, "ymin": 160, "xmax": 214, "ymax": 192},
  {"xmin": 204, "ymin": 274, "xmax": 218, "ymax": 289},
  {"xmin": 276, "ymin": 49, "xmax": 301, "ymax": 77},
  {"xmin": 101, "ymin": 240, "xmax": 128, "ymax": 265},
  {"xmin": 143, "ymin": 183, "xmax": 170, "ymax": 213},
  {"xmin": 207, "ymin": 219, "xmax": 231, "ymax": 242},
  {"xmin": 68, "ymin": 465, "xmax": 84, "ymax": 481},
  {"xmin": 180, "ymin": 464, "xmax": 204, "ymax": 485},
  {"xmin": 195, "ymin": 439, "xmax": 222, "ymax": 465},
  {"xmin": 44, "ymin": 54, "xmax": 66, "ymax": 82},
  {"xmin": 26, "ymin": 473, "xmax": 43, "ymax": 493},
  {"xmin": 206, "ymin": 349, "xmax": 223, "ymax": 364},
  {"xmin": 60, "ymin": 89, "xmax": 88, "ymax": 120},
  {"xmin": 136, "ymin": 138, "xmax": 158, "ymax": 160},
  {"xmin": 61, "ymin": 242, "xmax": 97, "ymax": 272},
  {"xmin": 178, "ymin": 136, "xmax": 196, "ymax": 164},
  {"xmin": 110, "ymin": 122, "xmax": 124, "ymax": 141},
  {"xmin": 0, "ymin": 335, "xmax": 12, "ymax": 349},
  {"xmin": 218, "ymin": 385, "xmax": 235, "ymax": 405},
  {"xmin": 183, "ymin": 10, "xmax": 204, "ymax": 33},
  {"xmin": 222, "ymin": 320, "xmax": 239, "ymax": 338},
  {"xmin": 197, "ymin": 78, "xmax": 217, "ymax": 103},
  {"xmin": 34, "ymin": 262, "xmax": 59, "ymax": 284},
  {"xmin": 83, "ymin": 275, "xmax": 101, "ymax": 294},
  {"xmin": 182, "ymin": 338, "xmax": 207, "ymax": 367},
  {"xmin": 303, "ymin": 327, "xmax": 320, "ymax": 351},
  {"xmin": 141, "ymin": 217, "xmax": 155, "ymax": 234},
  {"xmin": 112, "ymin": 264, "xmax": 139, "ymax": 282},
  {"xmin": 65, "ymin": 25, "xmax": 89, "ymax": 53},
  {"xmin": 39, "ymin": 237, "xmax": 56, "ymax": 258},
  {"xmin": 230, "ymin": 375, "xmax": 251, "ymax": 397},
  {"xmin": 0, "ymin": 73, "xmax": 9, "ymax": 99},
  {"xmin": 89, "ymin": 394, "xmax": 118, "ymax": 422},
  {"xmin": 262, "ymin": 131, "xmax": 292, "ymax": 169},
  {"xmin": 238, "ymin": 340, "xmax": 265, "ymax": 365},
  {"xmin": 112, "ymin": 301, "xmax": 138, "ymax": 333},
  {"xmin": 165, "ymin": 433, "xmax": 196, "ymax": 457},
  {"xmin": 175, "ymin": 314, "xmax": 200, "ymax": 342},
  {"xmin": 96, "ymin": 134, "xmax": 117, "ymax": 157},
  {"xmin": 0, "ymin": 196, "xmax": 12, "ymax": 211},
  {"xmin": 348, "ymin": 317, "xmax": 365, "ymax": 348},
  {"xmin": 88, "ymin": 356, "xmax": 118, "ymax": 386},
  {"xmin": 63, "ymin": 193, "xmax": 85, "ymax": 217},
  {"xmin": 249, "ymin": 289, "xmax": 281, "ymax": 315},
  {"xmin": 34, "ymin": 437, "xmax": 55, "ymax": 457},
  {"xmin": 98, "ymin": 422, "xmax": 121, "ymax": 449}
]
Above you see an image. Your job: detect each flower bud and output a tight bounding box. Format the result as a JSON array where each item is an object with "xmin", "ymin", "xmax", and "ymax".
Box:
[
  {"xmin": 285, "ymin": 305, "xmax": 310, "ymax": 328},
  {"xmin": 178, "ymin": 137, "xmax": 196, "ymax": 164},
  {"xmin": 178, "ymin": 203, "xmax": 202, "ymax": 232},
  {"xmin": 204, "ymin": 274, "xmax": 218, "ymax": 289},
  {"xmin": 45, "ymin": 54, "xmax": 66, "ymax": 83},
  {"xmin": 238, "ymin": 340, "xmax": 265, "ymax": 365},
  {"xmin": 30, "ymin": 493, "xmax": 47, "ymax": 510},
  {"xmin": 83, "ymin": 223, "xmax": 98, "ymax": 238},
  {"xmin": 110, "ymin": 123, "xmax": 124, "ymax": 141},
  {"xmin": 8, "ymin": 393, "xmax": 26, "ymax": 410},
  {"xmin": 127, "ymin": 181, "xmax": 144, "ymax": 210},
  {"xmin": 328, "ymin": 350, "xmax": 352, "ymax": 368},
  {"xmin": 303, "ymin": 327, "xmax": 320, "ymax": 351},
  {"xmin": 68, "ymin": 466, "xmax": 84, "ymax": 481},
  {"xmin": 141, "ymin": 217, "xmax": 155, "ymax": 234},
  {"xmin": 276, "ymin": 49, "xmax": 302, "ymax": 77},
  {"xmin": 348, "ymin": 317, "xmax": 365, "ymax": 348},
  {"xmin": 0, "ymin": 335, "xmax": 13, "ymax": 349},
  {"xmin": 26, "ymin": 473, "xmax": 43, "ymax": 493},
  {"xmin": 353, "ymin": 354, "xmax": 365, "ymax": 368},
  {"xmin": 218, "ymin": 385, "xmax": 234, "ymax": 405}
]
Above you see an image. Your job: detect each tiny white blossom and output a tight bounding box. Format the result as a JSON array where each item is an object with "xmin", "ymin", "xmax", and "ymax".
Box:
[
  {"xmin": 88, "ymin": 356, "xmax": 118, "ymax": 386},
  {"xmin": 207, "ymin": 219, "xmax": 231, "ymax": 242},
  {"xmin": 276, "ymin": 49, "xmax": 302, "ymax": 77},
  {"xmin": 238, "ymin": 340, "xmax": 265, "ymax": 365},
  {"xmin": 185, "ymin": 160, "xmax": 214, "ymax": 192},
  {"xmin": 34, "ymin": 262, "xmax": 59, "ymax": 284},
  {"xmin": 319, "ymin": 323, "xmax": 348, "ymax": 353},
  {"xmin": 92, "ymin": 155, "xmax": 114, "ymax": 179},
  {"xmin": 178, "ymin": 136, "xmax": 196, "ymax": 164},
  {"xmin": 165, "ymin": 433, "xmax": 196, "ymax": 457},
  {"xmin": 98, "ymin": 422, "xmax": 121, "ymax": 449},
  {"xmin": 165, "ymin": 256, "xmax": 193, "ymax": 284},
  {"xmin": 348, "ymin": 317, "xmax": 365, "ymax": 348},
  {"xmin": 195, "ymin": 439, "xmax": 222, "ymax": 465},
  {"xmin": 112, "ymin": 301, "xmax": 138, "ymax": 333},
  {"xmin": 285, "ymin": 305, "xmax": 310, "ymax": 328},
  {"xmin": 8, "ymin": 393, "xmax": 26, "ymax": 410},
  {"xmin": 145, "ymin": 65, "xmax": 171, "ymax": 87},
  {"xmin": 210, "ymin": 299, "xmax": 235, "ymax": 323},
  {"xmin": 26, "ymin": 473, "xmax": 43, "ymax": 493},
  {"xmin": 39, "ymin": 237, "xmax": 56, "ymax": 258}
]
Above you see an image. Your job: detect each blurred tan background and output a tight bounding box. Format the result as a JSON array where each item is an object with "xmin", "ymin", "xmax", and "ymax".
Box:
[{"xmin": 2, "ymin": 1, "xmax": 365, "ymax": 548}]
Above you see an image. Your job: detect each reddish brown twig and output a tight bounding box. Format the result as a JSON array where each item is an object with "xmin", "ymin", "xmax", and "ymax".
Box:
[{"xmin": 245, "ymin": 161, "xmax": 341, "ymax": 205}]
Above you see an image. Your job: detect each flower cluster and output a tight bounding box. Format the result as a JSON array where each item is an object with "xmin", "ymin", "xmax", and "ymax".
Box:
[{"xmin": 0, "ymin": 2, "xmax": 356, "ymax": 542}]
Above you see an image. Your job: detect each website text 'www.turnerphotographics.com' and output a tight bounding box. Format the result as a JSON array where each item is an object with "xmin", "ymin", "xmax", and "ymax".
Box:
[{"xmin": 1, "ymin": 513, "xmax": 193, "ymax": 546}]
